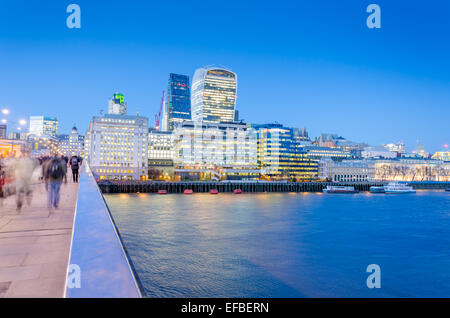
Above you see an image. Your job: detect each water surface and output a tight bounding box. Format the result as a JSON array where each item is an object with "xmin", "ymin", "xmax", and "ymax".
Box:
[{"xmin": 104, "ymin": 191, "xmax": 450, "ymax": 297}]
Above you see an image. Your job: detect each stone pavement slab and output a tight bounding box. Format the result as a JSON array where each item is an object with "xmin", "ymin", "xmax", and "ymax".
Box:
[{"xmin": 0, "ymin": 177, "xmax": 78, "ymax": 298}]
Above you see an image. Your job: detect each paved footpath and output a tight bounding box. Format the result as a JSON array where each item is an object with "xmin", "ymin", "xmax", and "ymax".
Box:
[{"xmin": 0, "ymin": 176, "xmax": 78, "ymax": 298}]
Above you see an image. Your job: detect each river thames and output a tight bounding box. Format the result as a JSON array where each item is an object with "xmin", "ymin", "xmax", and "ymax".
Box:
[{"xmin": 104, "ymin": 191, "xmax": 450, "ymax": 297}]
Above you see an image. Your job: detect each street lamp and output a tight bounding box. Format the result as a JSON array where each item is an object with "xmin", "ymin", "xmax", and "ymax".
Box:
[{"xmin": 1, "ymin": 108, "xmax": 9, "ymax": 115}]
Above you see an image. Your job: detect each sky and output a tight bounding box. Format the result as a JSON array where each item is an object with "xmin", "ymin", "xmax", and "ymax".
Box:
[{"xmin": 0, "ymin": 0, "xmax": 449, "ymax": 153}]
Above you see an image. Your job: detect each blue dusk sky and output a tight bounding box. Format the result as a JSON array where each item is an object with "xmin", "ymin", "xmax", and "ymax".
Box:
[{"xmin": 0, "ymin": 0, "xmax": 449, "ymax": 153}]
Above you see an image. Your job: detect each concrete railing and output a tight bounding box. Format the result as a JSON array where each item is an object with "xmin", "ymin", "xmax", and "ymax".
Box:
[{"xmin": 65, "ymin": 163, "xmax": 142, "ymax": 298}]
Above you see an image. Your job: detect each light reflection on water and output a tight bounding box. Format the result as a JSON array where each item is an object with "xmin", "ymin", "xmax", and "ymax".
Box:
[{"xmin": 104, "ymin": 191, "xmax": 450, "ymax": 298}]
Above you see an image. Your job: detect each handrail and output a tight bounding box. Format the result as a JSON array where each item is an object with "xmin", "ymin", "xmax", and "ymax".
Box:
[{"xmin": 65, "ymin": 163, "xmax": 142, "ymax": 298}]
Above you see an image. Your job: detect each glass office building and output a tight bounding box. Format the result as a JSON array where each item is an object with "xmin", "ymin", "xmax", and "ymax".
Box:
[
  {"xmin": 253, "ymin": 124, "xmax": 318, "ymax": 181},
  {"xmin": 29, "ymin": 116, "xmax": 58, "ymax": 137},
  {"xmin": 173, "ymin": 121, "xmax": 259, "ymax": 180},
  {"xmin": 167, "ymin": 73, "xmax": 191, "ymax": 131},
  {"xmin": 191, "ymin": 67, "xmax": 237, "ymax": 123}
]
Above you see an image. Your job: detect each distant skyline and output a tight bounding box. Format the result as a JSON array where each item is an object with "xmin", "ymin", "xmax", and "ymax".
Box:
[{"xmin": 0, "ymin": 0, "xmax": 449, "ymax": 153}]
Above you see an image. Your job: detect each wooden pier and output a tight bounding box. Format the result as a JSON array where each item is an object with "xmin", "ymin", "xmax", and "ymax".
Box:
[{"xmin": 98, "ymin": 181, "xmax": 389, "ymax": 194}]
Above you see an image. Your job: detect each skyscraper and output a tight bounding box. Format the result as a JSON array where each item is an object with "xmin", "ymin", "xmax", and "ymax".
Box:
[
  {"xmin": 29, "ymin": 116, "xmax": 58, "ymax": 137},
  {"xmin": 0, "ymin": 124, "xmax": 6, "ymax": 139},
  {"xmin": 167, "ymin": 73, "xmax": 191, "ymax": 131},
  {"xmin": 108, "ymin": 92, "xmax": 127, "ymax": 115},
  {"xmin": 191, "ymin": 67, "xmax": 237, "ymax": 123}
]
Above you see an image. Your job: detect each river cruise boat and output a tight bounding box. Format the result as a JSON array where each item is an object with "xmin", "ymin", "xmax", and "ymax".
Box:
[
  {"xmin": 384, "ymin": 182, "xmax": 416, "ymax": 194},
  {"xmin": 370, "ymin": 186, "xmax": 385, "ymax": 193},
  {"xmin": 323, "ymin": 186, "xmax": 358, "ymax": 193}
]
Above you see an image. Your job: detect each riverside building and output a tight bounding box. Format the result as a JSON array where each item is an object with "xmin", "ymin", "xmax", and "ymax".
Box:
[
  {"xmin": 432, "ymin": 151, "xmax": 450, "ymax": 162},
  {"xmin": 319, "ymin": 158, "xmax": 375, "ymax": 182},
  {"xmin": 85, "ymin": 114, "xmax": 149, "ymax": 181},
  {"xmin": 167, "ymin": 73, "xmax": 191, "ymax": 131},
  {"xmin": 191, "ymin": 67, "xmax": 237, "ymax": 123},
  {"xmin": 173, "ymin": 121, "xmax": 258, "ymax": 180},
  {"xmin": 58, "ymin": 126, "xmax": 85, "ymax": 158},
  {"xmin": 253, "ymin": 124, "xmax": 318, "ymax": 181},
  {"xmin": 374, "ymin": 158, "xmax": 450, "ymax": 182},
  {"xmin": 148, "ymin": 129, "xmax": 174, "ymax": 180}
]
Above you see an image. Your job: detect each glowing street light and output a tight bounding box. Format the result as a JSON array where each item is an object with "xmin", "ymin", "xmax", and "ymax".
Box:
[
  {"xmin": 18, "ymin": 119, "xmax": 27, "ymax": 126},
  {"xmin": 1, "ymin": 108, "xmax": 9, "ymax": 115},
  {"xmin": 1, "ymin": 119, "xmax": 6, "ymax": 124}
]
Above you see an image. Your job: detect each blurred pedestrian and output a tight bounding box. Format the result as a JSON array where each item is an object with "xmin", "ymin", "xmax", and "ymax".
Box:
[
  {"xmin": 69, "ymin": 155, "xmax": 81, "ymax": 183},
  {"xmin": 13, "ymin": 155, "xmax": 37, "ymax": 211},
  {"xmin": 43, "ymin": 154, "xmax": 65, "ymax": 211},
  {"xmin": 61, "ymin": 155, "xmax": 68, "ymax": 184}
]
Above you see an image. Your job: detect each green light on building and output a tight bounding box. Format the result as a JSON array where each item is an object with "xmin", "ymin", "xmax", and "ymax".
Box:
[{"xmin": 113, "ymin": 93, "xmax": 124, "ymax": 105}]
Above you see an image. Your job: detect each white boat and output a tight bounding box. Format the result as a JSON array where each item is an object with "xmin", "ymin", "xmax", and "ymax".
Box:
[
  {"xmin": 384, "ymin": 182, "xmax": 416, "ymax": 194},
  {"xmin": 370, "ymin": 186, "xmax": 385, "ymax": 193},
  {"xmin": 323, "ymin": 185, "xmax": 358, "ymax": 193}
]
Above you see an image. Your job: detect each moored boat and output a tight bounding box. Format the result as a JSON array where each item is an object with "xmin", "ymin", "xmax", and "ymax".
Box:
[
  {"xmin": 210, "ymin": 189, "xmax": 219, "ymax": 194},
  {"xmin": 184, "ymin": 189, "xmax": 193, "ymax": 194},
  {"xmin": 323, "ymin": 185, "xmax": 358, "ymax": 193},
  {"xmin": 233, "ymin": 189, "xmax": 242, "ymax": 194},
  {"xmin": 158, "ymin": 189, "xmax": 168, "ymax": 195},
  {"xmin": 384, "ymin": 182, "xmax": 415, "ymax": 194},
  {"xmin": 370, "ymin": 186, "xmax": 385, "ymax": 193}
]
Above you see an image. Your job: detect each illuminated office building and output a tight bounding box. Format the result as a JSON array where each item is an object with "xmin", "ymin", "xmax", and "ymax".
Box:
[
  {"xmin": 302, "ymin": 145, "xmax": 351, "ymax": 161},
  {"xmin": 29, "ymin": 116, "xmax": 58, "ymax": 137},
  {"xmin": 173, "ymin": 121, "xmax": 258, "ymax": 180},
  {"xmin": 85, "ymin": 114, "xmax": 148, "ymax": 181},
  {"xmin": 253, "ymin": 124, "xmax": 318, "ymax": 181},
  {"xmin": 148, "ymin": 129, "xmax": 174, "ymax": 180},
  {"xmin": 28, "ymin": 134, "xmax": 59, "ymax": 156},
  {"xmin": 431, "ymin": 151, "xmax": 450, "ymax": 162},
  {"xmin": 191, "ymin": 67, "xmax": 237, "ymax": 123},
  {"xmin": 167, "ymin": 73, "xmax": 191, "ymax": 131}
]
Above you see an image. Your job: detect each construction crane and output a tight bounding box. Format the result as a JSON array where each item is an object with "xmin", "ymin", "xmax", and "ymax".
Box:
[{"xmin": 155, "ymin": 90, "xmax": 165, "ymax": 131}]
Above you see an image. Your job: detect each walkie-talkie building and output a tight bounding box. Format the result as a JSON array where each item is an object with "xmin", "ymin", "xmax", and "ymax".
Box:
[
  {"xmin": 191, "ymin": 67, "xmax": 237, "ymax": 123},
  {"xmin": 167, "ymin": 73, "xmax": 191, "ymax": 131}
]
